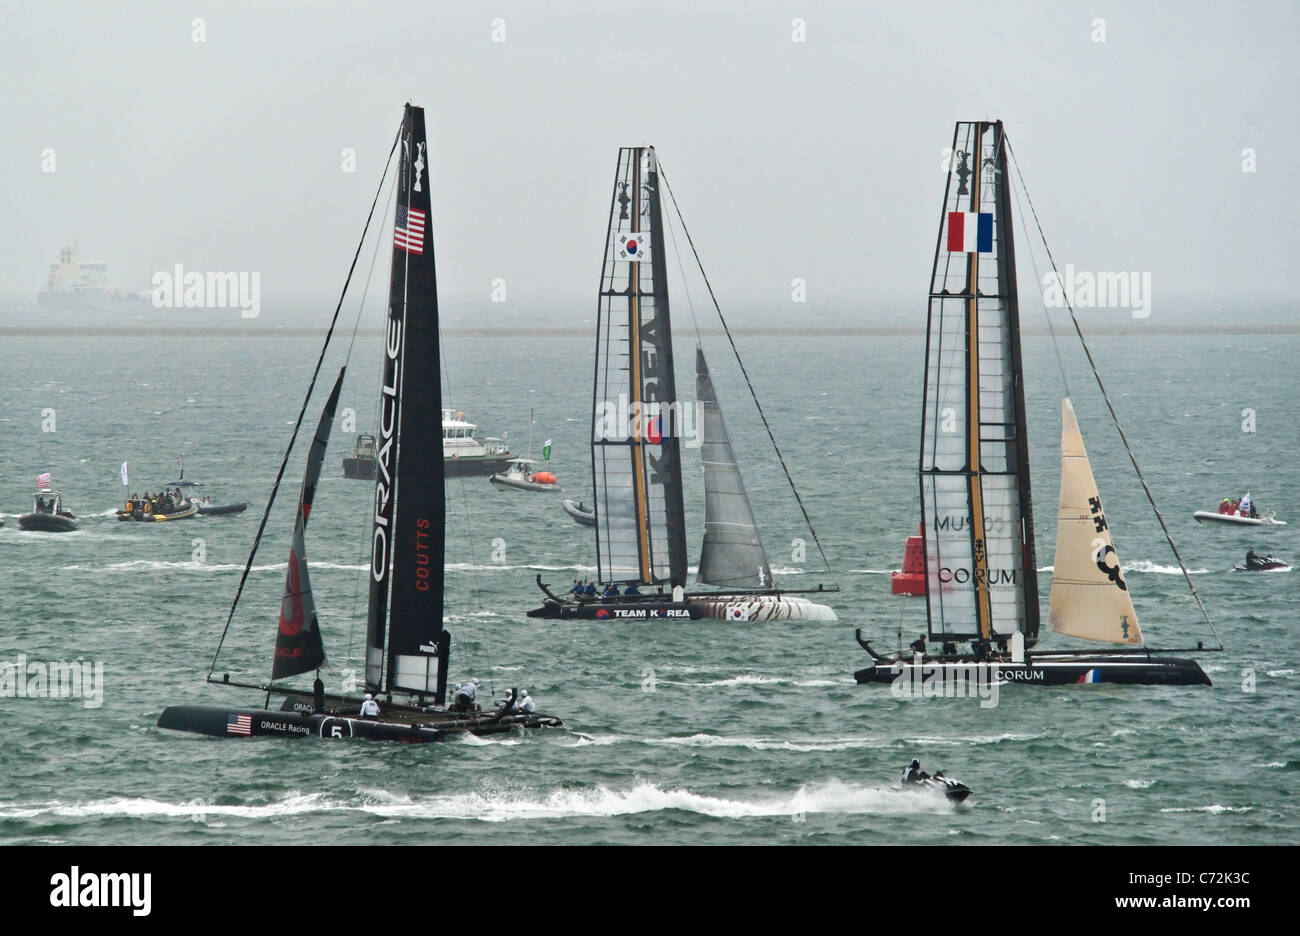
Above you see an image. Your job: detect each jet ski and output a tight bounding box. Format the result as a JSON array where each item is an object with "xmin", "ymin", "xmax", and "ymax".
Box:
[
  {"xmin": 1235, "ymin": 553, "xmax": 1290, "ymax": 572},
  {"xmin": 902, "ymin": 772, "xmax": 971, "ymax": 803}
]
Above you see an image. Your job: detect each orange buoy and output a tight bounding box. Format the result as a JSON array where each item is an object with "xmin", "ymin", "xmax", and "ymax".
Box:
[{"xmin": 533, "ymin": 471, "xmax": 557, "ymax": 485}]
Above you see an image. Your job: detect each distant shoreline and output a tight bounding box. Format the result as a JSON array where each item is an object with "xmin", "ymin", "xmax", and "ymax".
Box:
[{"xmin": 0, "ymin": 324, "xmax": 1296, "ymax": 338}]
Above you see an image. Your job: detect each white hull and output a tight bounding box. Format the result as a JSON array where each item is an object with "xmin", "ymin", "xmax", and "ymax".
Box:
[
  {"xmin": 1192, "ymin": 511, "xmax": 1285, "ymax": 527},
  {"xmin": 692, "ymin": 594, "xmax": 838, "ymax": 622}
]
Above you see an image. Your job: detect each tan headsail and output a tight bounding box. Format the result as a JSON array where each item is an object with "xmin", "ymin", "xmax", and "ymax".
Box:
[{"xmin": 1048, "ymin": 398, "xmax": 1143, "ymax": 645}]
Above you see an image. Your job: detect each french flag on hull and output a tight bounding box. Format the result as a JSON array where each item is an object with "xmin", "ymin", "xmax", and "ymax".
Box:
[
  {"xmin": 1077, "ymin": 669, "xmax": 1102, "ymax": 684},
  {"xmin": 947, "ymin": 211, "xmax": 994, "ymax": 253}
]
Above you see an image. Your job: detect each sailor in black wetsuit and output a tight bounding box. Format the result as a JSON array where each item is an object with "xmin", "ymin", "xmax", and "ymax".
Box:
[
  {"xmin": 902, "ymin": 758, "xmax": 930, "ymax": 785},
  {"xmin": 1246, "ymin": 549, "xmax": 1262, "ymax": 570}
]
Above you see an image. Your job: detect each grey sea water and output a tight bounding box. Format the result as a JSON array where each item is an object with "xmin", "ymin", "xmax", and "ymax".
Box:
[{"xmin": 0, "ymin": 325, "xmax": 1295, "ymax": 845}]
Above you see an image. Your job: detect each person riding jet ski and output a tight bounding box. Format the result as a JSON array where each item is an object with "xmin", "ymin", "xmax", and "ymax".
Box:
[{"xmin": 902, "ymin": 758, "xmax": 931, "ymax": 785}]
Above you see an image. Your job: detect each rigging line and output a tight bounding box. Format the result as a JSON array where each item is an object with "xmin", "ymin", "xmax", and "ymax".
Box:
[
  {"xmin": 1004, "ymin": 137, "xmax": 1221, "ymax": 648},
  {"xmin": 207, "ymin": 123, "xmax": 403, "ymax": 679},
  {"xmin": 440, "ymin": 340, "xmax": 484, "ymax": 619},
  {"xmin": 344, "ymin": 173, "xmax": 398, "ymax": 669},
  {"xmin": 662, "ymin": 194, "xmax": 703, "ymax": 341},
  {"xmin": 658, "ymin": 162, "xmax": 837, "ymax": 584},
  {"xmin": 1009, "ymin": 175, "xmax": 1071, "ymax": 398}
]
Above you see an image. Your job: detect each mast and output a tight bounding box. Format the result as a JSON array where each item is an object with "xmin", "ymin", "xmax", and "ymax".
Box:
[
  {"xmin": 592, "ymin": 146, "xmax": 688, "ymax": 586},
  {"xmin": 920, "ymin": 120, "xmax": 1037, "ymax": 647},
  {"xmin": 271, "ymin": 369, "xmax": 344, "ymax": 679},
  {"xmin": 366, "ymin": 104, "xmax": 449, "ymax": 702}
]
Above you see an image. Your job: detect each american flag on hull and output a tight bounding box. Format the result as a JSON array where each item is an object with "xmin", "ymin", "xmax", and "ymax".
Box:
[
  {"xmin": 394, "ymin": 204, "xmax": 426, "ymax": 255},
  {"xmin": 226, "ymin": 713, "xmax": 252, "ymax": 736}
]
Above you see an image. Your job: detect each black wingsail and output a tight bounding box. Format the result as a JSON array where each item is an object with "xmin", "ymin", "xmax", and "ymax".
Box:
[
  {"xmin": 591, "ymin": 146, "xmax": 688, "ymax": 587},
  {"xmin": 272, "ymin": 369, "xmax": 345, "ymax": 679},
  {"xmin": 365, "ymin": 103, "xmax": 448, "ymax": 701}
]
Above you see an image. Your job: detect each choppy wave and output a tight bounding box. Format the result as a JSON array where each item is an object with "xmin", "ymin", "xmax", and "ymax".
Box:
[
  {"xmin": 0, "ymin": 780, "xmax": 962, "ymax": 824},
  {"xmin": 1159, "ymin": 805, "xmax": 1253, "ymax": 815}
]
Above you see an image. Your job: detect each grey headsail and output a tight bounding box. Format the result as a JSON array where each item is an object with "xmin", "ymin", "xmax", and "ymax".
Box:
[
  {"xmin": 695, "ymin": 345, "xmax": 772, "ymax": 589},
  {"xmin": 366, "ymin": 103, "xmax": 449, "ymax": 701},
  {"xmin": 271, "ymin": 368, "xmax": 344, "ymax": 680},
  {"xmin": 591, "ymin": 146, "xmax": 688, "ymax": 586},
  {"xmin": 920, "ymin": 119, "xmax": 1038, "ymax": 645}
]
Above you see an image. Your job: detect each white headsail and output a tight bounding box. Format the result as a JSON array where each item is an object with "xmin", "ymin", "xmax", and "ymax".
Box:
[{"xmin": 1048, "ymin": 398, "xmax": 1143, "ymax": 645}]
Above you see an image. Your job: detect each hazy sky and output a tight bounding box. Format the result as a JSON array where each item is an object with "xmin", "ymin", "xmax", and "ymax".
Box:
[{"xmin": 2, "ymin": 0, "xmax": 1295, "ymax": 324}]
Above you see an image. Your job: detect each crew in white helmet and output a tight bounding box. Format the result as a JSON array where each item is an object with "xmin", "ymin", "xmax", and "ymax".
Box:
[
  {"xmin": 359, "ymin": 693, "xmax": 381, "ymax": 719},
  {"xmin": 498, "ymin": 687, "xmax": 519, "ymax": 716},
  {"xmin": 517, "ymin": 689, "xmax": 536, "ymax": 714},
  {"xmin": 452, "ymin": 677, "xmax": 480, "ymax": 713}
]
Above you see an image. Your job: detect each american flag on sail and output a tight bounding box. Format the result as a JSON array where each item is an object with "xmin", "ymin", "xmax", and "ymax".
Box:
[
  {"xmin": 36, "ymin": 472, "xmax": 51, "ymax": 488},
  {"xmin": 394, "ymin": 204, "xmax": 426, "ymax": 255},
  {"xmin": 226, "ymin": 713, "xmax": 252, "ymax": 736}
]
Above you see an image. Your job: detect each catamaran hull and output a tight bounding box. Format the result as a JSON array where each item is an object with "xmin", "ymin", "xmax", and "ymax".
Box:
[
  {"xmin": 1192, "ymin": 511, "xmax": 1285, "ymax": 527},
  {"xmin": 854, "ymin": 656, "xmax": 1212, "ymax": 686},
  {"xmin": 528, "ymin": 594, "xmax": 837, "ymax": 621},
  {"xmin": 156, "ymin": 704, "xmax": 558, "ymax": 743}
]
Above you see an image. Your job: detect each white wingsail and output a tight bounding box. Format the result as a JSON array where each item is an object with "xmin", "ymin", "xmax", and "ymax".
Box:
[{"xmin": 1048, "ymin": 398, "xmax": 1144, "ymax": 645}]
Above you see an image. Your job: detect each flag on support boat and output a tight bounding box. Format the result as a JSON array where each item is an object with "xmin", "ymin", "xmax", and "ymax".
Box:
[
  {"xmin": 615, "ymin": 232, "xmax": 649, "ymax": 261},
  {"xmin": 946, "ymin": 212, "xmax": 994, "ymax": 253},
  {"xmin": 394, "ymin": 204, "xmax": 426, "ymax": 255},
  {"xmin": 542, "ymin": 440, "xmax": 552, "ymax": 461},
  {"xmin": 36, "ymin": 472, "xmax": 51, "ymax": 488},
  {"xmin": 120, "ymin": 461, "xmax": 129, "ymax": 487}
]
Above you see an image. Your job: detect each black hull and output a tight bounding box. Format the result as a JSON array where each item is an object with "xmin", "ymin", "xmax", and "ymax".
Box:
[
  {"xmin": 198, "ymin": 502, "xmax": 247, "ymax": 516},
  {"xmin": 345, "ymin": 455, "xmax": 513, "ymax": 480},
  {"xmin": 157, "ymin": 703, "xmax": 560, "ymax": 743},
  {"xmin": 854, "ymin": 654, "xmax": 1211, "ymax": 687},
  {"xmin": 446, "ymin": 455, "xmax": 513, "ymax": 478},
  {"xmin": 529, "ymin": 597, "xmax": 698, "ymax": 620},
  {"xmin": 17, "ymin": 513, "xmax": 77, "ymax": 532},
  {"xmin": 342, "ymin": 456, "xmax": 377, "ymax": 480}
]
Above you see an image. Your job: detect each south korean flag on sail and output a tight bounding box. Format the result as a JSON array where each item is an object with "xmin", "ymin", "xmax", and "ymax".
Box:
[{"xmin": 615, "ymin": 232, "xmax": 650, "ymax": 262}]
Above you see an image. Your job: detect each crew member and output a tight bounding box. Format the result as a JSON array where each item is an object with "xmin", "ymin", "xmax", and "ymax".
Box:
[
  {"xmin": 603, "ymin": 582, "xmax": 619, "ymax": 598},
  {"xmin": 624, "ymin": 583, "xmax": 640, "ymax": 596},
  {"xmin": 909, "ymin": 634, "xmax": 926, "ymax": 654},
  {"xmin": 570, "ymin": 578, "xmax": 585, "ymax": 597},
  {"xmin": 498, "ymin": 688, "xmax": 519, "ymax": 716},
  {"xmin": 584, "ymin": 581, "xmax": 598, "ymax": 597},
  {"xmin": 902, "ymin": 758, "xmax": 930, "ymax": 785},
  {"xmin": 313, "ymin": 675, "xmax": 326, "ymax": 713},
  {"xmin": 452, "ymin": 677, "xmax": 480, "ymax": 712},
  {"xmin": 359, "ymin": 693, "xmax": 381, "ymax": 719},
  {"xmin": 517, "ymin": 689, "xmax": 536, "ymax": 714}
]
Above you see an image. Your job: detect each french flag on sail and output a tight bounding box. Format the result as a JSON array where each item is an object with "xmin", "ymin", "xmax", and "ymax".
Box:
[{"xmin": 947, "ymin": 212, "xmax": 994, "ymax": 253}]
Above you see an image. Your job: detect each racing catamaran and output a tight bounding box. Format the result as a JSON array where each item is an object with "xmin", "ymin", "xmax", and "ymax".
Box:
[
  {"xmin": 530, "ymin": 146, "xmax": 837, "ymax": 622},
  {"xmin": 855, "ymin": 120, "xmax": 1218, "ymax": 687},
  {"xmin": 158, "ymin": 104, "xmax": 560, "ymax": 741}
]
